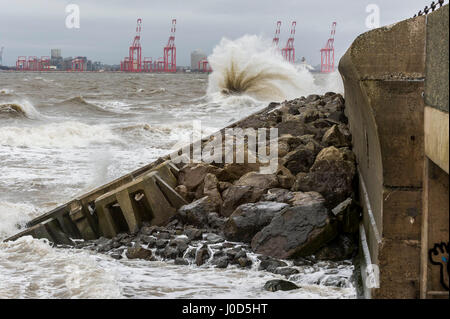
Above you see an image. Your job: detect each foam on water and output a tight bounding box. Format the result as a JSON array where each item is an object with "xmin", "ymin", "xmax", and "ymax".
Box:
[
  {"xmin": 0, "ymin": 202, "xmax": 42, "ymax": 239},
  {"xmin": 0, "ymin": 121, "xmax": 122, "ymax": 148},
  {"xmin": 0, "ymin": 237, "xmax": 356, "ymax": 299}
]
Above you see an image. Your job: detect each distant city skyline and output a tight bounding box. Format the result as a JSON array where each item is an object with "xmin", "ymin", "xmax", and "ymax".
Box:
[{"xmin": 0, "ymin": 0, "xmax": 429, "ymax": 66}]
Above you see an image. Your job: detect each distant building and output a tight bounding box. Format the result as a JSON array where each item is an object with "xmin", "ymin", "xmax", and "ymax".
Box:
[
  {"xmin": 191, "ymin": 49, "xmax": 206, "ymax": 71},
  {"xmin": 51, "ymin": 49, "xmax": 61, "ymax": 59}
]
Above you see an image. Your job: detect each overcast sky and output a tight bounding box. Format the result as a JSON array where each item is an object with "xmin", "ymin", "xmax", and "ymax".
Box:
[{"xmin": 0, "ymin": 0, "xmax": 432, "ymax": 66}]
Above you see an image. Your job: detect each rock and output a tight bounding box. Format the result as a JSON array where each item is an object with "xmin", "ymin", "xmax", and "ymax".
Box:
[
  {"xmin": 174, "ymin": 257, "xmax": 190, "ymax": 265},
  {"xmin": 110, "ymin": 252, "xmax": 123, "ymax": 260},
  {"xmin": 204, "ymin": 233, "xmax": 225, "ymax": 244},
  {"xmin": 331, "ymin": 198, "xmax": 360, "ymax": 234},
  {"xmin": 273, "ymin": 267, "xmax": 300, "ymax": 277},
  {"xmin": 212, "ymin": 256, "xmax": 229, "ymax": 268},
  {"xmin": 178, "ymin": 163, "xmax": 221, "ymax": 191},
  {"xmin": 277, "ymin": 134, "xmax": 303, "ymax": 152},
  {"xmin": 184, "ymin": 227, "xmax": 204, "ymax": 241},
  {"xmin": 175, "ymin": 185, "xmax": 192, "ymax": 202},
  {"xmin": 292, "ymin": 146, "xmax": 356, "ymax": 208},
  {"xmin": 287, "ymin": 191, "xmax": 325, "ymax": 206},
  {"xmin": 220, "ymin": 185, "xmax": 265, "ymax": 217},
  {"xmin": 276, "ymin": 166, "xmax": 295, "ymax": 189},
  {"xmin": 282, "ymin": 146, "xmax": 316, "ymax": 175},
  {"xmin": 261, "ymin": 188, "xmax": 293, "ymax": 202},
  {"xmin": 258, "ymin": 256, "xmax": 288, "ymax": 272},
  {"xmin": 301, "ymin": 109, "xmax": 321, "ymax": 123},
  {"xmin": 162, "ymin": 246, "xmax": 179, "ymax": 259},
  {"xmin": 155, "ymin": 239, "xmax": 169, "ymax": 249},
  {"xmin": 156, "ymin": 231, "xmax": 171, "ymax": 240},
  {"xmin": 235, "ymin": 171, "xmax": 279, "ymax": 189},
  {"xmin": 277, "ymin": 139, "xmax": 290, "ymax": 158},
  {"xmin": 305, "ymin": 94, "xmax": 320, "ymax": 103},
  {"xmin": 169, "ymin": 238, "xmax": 189, "ymax": 255},
  {"xmin": 139, "ymin": 235, "xmax": 156, "ymax": 247},
  {"xmin": 207, "ymin": 212, "xmax": 226, "ymax": 229},
  {"xmin": 315, "ymin": 234, "xmax": 357, "ymax": 261},
  {"xmin": 177, "ymin": 196, "xmax": 218, "ymax": 227},
  {"xmin": 276, "ymin": 120, "xmax": 309, "ymax": 137},
  {"xmin": 218, "ymin": 181, "xmax": 232, "ymax": 192},
  {"xmin": 195, "ymin": 245, "xmax": 210, "ymax": 266},
  {"xmin": 322, "ymin": 124, "xmax": 350, "ymax": 147},
  {"xmin": 237, "ymin": 257, "xmax": 252, "ymax": 268},
  {"xmin": 126, "ymin": 243, "xmax": 153, "ymax": 260},
  {"xmin": 251, "ymin": 202, "xmax": 338, "ymax": 259},
  {"xmin": 223, "ymin": 201, "xmax": 289, "ymax": 243},
  {"xmin": 202, "ymin": 173, "xmax": 223, "ymax": 210},
  {"xmin": 219, "ymin": 157, "xmax": 261, "ymax": 182},
  {"xmin": 140, "ymin": 225, "xmax": 161, "ymax": 236},
  {"xmin": 264, "ymin": 279, "xmax": 299, "ymax": 292}
]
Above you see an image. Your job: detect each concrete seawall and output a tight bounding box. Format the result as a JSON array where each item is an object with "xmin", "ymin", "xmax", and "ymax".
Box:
[{"xmin": 339, "ymin": 5, "xmax": 448, "ymax": 298}]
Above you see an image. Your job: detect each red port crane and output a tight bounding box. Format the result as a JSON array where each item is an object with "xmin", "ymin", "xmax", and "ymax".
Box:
[
  {"xmin": 272, "ymin": 21, "xmax": 281, "ymax": 46},
  {"xmin": 39, "ymin": 56, "xmax": 50, "ymax": 71},
  {"xmin": 72, "ymin": 58, "xmax": 85, "ymax": 71},
  {"xmin": 320, "ymin": 22, "xmax": 337, "ymax": 73},
  {"xmin": 163, "ymin": 19, "xmax": 177, "ymax": 73},
  {"xmin": 281, "ymin": 21, "xmax": 296, "ymax": 63},
  {"xmin": 129, "ymin": 18, "xmax": 143, "ymax": 72},
  {"xmin": 27, "ymin": 56, "xmax": 39, "ymax": 71},
  {"xmin": 16, "ymin": 56, "xmax": 27, "ymax": 70},
  {"xmin": 143, "ymin": 57, "xmax": 153, "ymax": 72},
  {"xmin": 198, "ymin": 59, "xmax": 212, "ymax": 73}
]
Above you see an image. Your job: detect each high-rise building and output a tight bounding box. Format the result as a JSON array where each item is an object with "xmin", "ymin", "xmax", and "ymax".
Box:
[
  {"xmin": 51, "ymin": 49, "xmax": 61, "ymax": 59},
  {"xmin": 191, "ymin": 49, "xmax": 206, "ymax": 71}
]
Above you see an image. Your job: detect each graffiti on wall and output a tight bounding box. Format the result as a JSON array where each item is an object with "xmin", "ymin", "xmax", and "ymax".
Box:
[{"xmin": 429, "ymin": 242, "xmax": 449, "ymax": 290}]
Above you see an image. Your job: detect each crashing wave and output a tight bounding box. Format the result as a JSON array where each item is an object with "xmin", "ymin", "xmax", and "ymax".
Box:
[
  {"xmin": 206, "ymin": 35, "xmax": 319, "ymax": 102},
  {"xmin": 0, "ymin": 101, "xmax": 43, "ymax": 120}
]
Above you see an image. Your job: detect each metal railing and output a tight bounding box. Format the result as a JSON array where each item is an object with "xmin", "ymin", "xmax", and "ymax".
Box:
[{"xmin": 414, "ymin": 0, "xmax": 447, "ymax": 17}]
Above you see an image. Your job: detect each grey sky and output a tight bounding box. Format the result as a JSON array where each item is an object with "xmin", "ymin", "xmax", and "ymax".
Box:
[{"xmin": 0, "ymin": 0, "xmax": 431, "ymax": 66}]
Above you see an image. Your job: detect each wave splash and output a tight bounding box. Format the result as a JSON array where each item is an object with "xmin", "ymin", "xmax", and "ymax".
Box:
[
  {"xmin": 0, "ymin": 101, "xmax": 43, "ymax": 120},
  {"xmin": 207, "ymin": 35, "xmax": 319, "ymax": 102}
]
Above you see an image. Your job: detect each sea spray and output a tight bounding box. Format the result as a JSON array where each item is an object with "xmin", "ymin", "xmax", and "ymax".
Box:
[{"xmin": 207, "ymin": 35, "xmax": 319, "ymax": 101}]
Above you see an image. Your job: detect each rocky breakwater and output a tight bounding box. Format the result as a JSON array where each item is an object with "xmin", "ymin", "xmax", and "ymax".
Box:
[{"xmin": 76, "ymin": 92, "xmax": 361, "ymax": 291}]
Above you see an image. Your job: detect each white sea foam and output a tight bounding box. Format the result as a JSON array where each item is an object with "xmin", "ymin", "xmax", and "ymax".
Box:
[
  {"xmin": 207, "ymin": 35, "xmax": 319, "ymax": 102},
  {"xmin": 0, "ymin": 237, "xmax": 121, "ymax": 298},
  {"xmin": 0, "ymin": 202, "xmax": 42, "ymax": 239},
  {"xmin": 0, "ymin": 121, "xmax": 122, "ymax": 148}
]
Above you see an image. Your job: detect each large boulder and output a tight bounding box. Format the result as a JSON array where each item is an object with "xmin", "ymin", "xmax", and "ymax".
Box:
[
  {"xmin": 223, "ymin": 201, "xmax": 289, "ymax": 243},
  {"xmin": 178, "ymin": 163, "xmax": 221, "ymax": 191},
  {"xmin": 235, "ymin": 171, "xmax": 279, "ymax": 189},
  {"xmin": 220, "ymin": 185, "xmax": 265, "ymax": 217},
  {"xmin": 251, "ymin": 201, "xmax": 338, "ymax": 259},
  {"xmin": 176, "ymin": 196, "xmax": 218, "ymax": 227},
  {"xmin": 126, "ymin": 243, "xmax": 153, "ymax": 260},
  {"xmin": 264, "ymin": 280, "xmax": 299, "ymax": 292},
  {"xmin": 292, "ymin": 146, "xmax": 356, "ymax": 208},
  {"xmin": 282, "ymin": 145, "xmax": 316, "ymax": 175},
  {"xmin": 196, "ymin": 173, "xmax": 223, "ymax": 210},
  {"xmin": 276, "ymin": 166, "xmax": 295, "ymax": 189},
  {"xmin": 321, "ymin": 124, "xmax": 351, "ymax": 147},
  {"xmin": 219, "ymin": 162, "xmax": 261, "ymax": 182}
]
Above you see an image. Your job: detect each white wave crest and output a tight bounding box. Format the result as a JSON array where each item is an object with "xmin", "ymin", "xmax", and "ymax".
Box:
[
  {"xmin": 0, "ymin": 121, "xmax": 122, "ymax": 148},
  {"xmin": 0, "ymin": 100, "xmax": 43, "ymax": 120}
]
